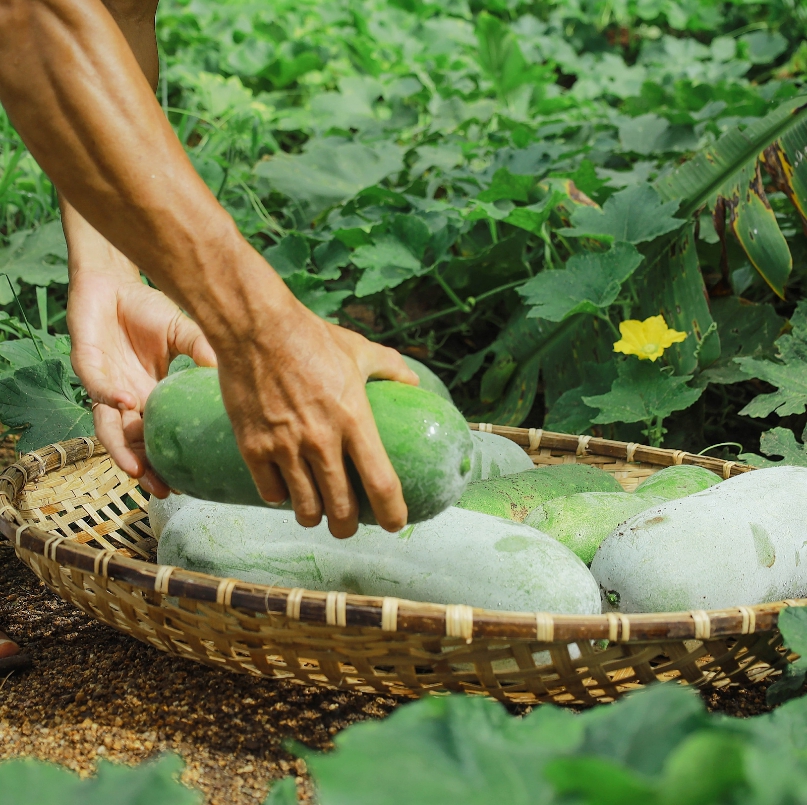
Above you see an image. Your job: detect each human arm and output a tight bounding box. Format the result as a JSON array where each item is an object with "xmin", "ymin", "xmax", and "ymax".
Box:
[{"xmin": 0, "ymin": 0, "xmax": 417, "ymax": 536}]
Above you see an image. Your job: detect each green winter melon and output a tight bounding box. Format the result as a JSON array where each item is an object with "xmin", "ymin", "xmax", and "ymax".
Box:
[
  {"xmin": 468, "ymin": 431, "xmax": 535, "ymax": 481},
  {"xmin": 400, "ymin": 355, "xmax": 453, "ymax": 403},
  {"xmin": 456, "ymin": 464, "xmax": 623, "ymax": 522},
  {"xmin": 524, "ymin": 492, "xmax": 668, "ymax": 565},
  {"xmin": 157, "ymin": 500, "xmax": 602, "ymax": 616},
  {"xmin": 143, "ymin": 368, "xmax": 472, "ymax": 524},
  {"xmin": 633, "ymin": 464, "xmax": 720, "ymax": 499}
]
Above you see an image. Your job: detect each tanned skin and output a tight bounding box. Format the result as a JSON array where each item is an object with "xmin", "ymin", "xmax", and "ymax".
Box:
[{"xmin": 0, "ymin": 0, "xmax": 419, "ymax": 663}]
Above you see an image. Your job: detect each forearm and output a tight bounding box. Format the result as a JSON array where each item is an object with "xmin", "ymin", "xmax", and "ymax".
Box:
[
  {"xmin": 60, "ymin": 0, "xmax": 158, "ymax": 281},
  {"xmin": 0, "ymin": 0, "xmax": 290, "ymax": 345}
]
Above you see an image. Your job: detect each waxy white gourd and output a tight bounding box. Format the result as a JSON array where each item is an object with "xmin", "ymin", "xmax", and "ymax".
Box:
[{"xmin": 591, "ymin": 466, "xmax": 807, "ymax": 613}]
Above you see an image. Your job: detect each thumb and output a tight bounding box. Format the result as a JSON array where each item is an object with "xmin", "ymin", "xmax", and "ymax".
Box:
[
  {"xmin": 364, "ymin": 343, "xmax": 419, "ymax": 386},
  {"xmin": 170, "ymin": 312, "xmax": 218, "ymax": 369}
]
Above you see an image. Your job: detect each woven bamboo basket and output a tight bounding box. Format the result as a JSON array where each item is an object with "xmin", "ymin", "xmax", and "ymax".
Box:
[{"xmin": 0, "ymin": 426, "xmax": 801, "ymax": 706}]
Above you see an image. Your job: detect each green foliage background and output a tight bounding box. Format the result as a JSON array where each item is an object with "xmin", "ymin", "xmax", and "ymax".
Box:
[{"xmin": 0, "ymin": 0, "xmax": 806, "ymax": 456}]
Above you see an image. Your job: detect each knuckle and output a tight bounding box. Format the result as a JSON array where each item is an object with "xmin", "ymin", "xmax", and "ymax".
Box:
[
  {"xmin": 368, "ymin": 474, "xmax": 401, "ymax": 500},
  {"xmin": 327, "ymin": 501, "xmax": 355, "ymax": 523}
]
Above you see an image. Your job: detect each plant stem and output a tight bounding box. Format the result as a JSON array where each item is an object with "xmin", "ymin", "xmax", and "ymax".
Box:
[
  {"xmin": 433, "ymin": 271, "xmax": 471, "ymax": 313},
  {"xmin": 367, "ymin": 279, "xmax": 526, "ymax": 341}
]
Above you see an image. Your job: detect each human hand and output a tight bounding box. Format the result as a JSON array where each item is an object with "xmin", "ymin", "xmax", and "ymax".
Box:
[
  {"xmin": 67, "ymin": 260, "xmax": 217, "ymax": 497},
  {"xmin": 211, "ymin": 278, "xmax": 419, "ymax": 538}
]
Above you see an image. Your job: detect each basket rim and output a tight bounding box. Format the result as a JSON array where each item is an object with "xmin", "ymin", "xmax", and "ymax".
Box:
[{"xmin": 1, "ymin": 432, "xmax": 803, "ymax": 646}]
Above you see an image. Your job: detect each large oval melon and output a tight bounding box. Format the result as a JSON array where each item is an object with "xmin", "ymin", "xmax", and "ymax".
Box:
[
  {"xmin": 591, "ymin": 466, "xmax": 807, "ymax": 613},
  {"xmin": 143, "ymin": 369, "xmax": 472, "ymax": 523},
  {"xmin": 157, "ymin": 500, "xmax": 602, "ymax": 615},
  {"xmin": 468, "ymin": 431, "xmax": 535, "ymax": 482},
  {"xmin": 457, "ymin": 464, "xmax": 623, "ymax": 522},
  {"xmin": 400, "ymin": 355, "xmax": 453, "ymax": 403}
]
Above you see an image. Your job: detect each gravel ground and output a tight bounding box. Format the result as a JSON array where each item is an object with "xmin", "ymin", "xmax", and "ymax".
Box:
[
  {"xmin": 0, "ymin": 540, "xmax": 399, "ymax": 804},
  {"xmin": 0, "ymin": 434, "xmax": 779, "ymax": 803}
]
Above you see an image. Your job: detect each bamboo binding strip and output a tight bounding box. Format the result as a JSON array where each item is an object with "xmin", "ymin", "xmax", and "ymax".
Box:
[{"xmin": 0, "ymin": 432, "xmax": 799, "ymax": 706}]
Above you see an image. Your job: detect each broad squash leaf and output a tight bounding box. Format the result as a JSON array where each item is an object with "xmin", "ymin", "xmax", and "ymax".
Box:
[
  {"xmin": 255, "ymin": 138, "xmax": 404, "ymax": 222},
  {"xmin": 583, "ymin": 359, "xmax": 704, "ymax": 426},
  {"xmin": 353, "ymin": 236, "xmax": 422, "ymax": 294},
  {"xmin": 766, "ymin": 607, "xmax": 807, "ymax": 705},
  {"xmin": 0, "ymin": 358, "xmax": 94, "ymax": 452},
  {"xmin": 736, "ymin": 300, "xmax": 807, "ymax": 418},
  {"xmin": 0, "ymin": 221, "xmax": 68, "ymax": 304},
  {"xmin": 519, "ymin": 242, "xmax": 642, "ymax": 321},
  {"xmin": 697, "ymin": 297, "xmax": 784, "ymax": 386},
  {"xmin": 740, "ymin": 426, "xmax": 807, "ymax": 468},
  {"xmin": 559, "ymin": 185, "xmax": 683, "ymax": 244},
  {"xmin": 0, "ymin": 754, "xmax": 200, "ymax": 805},
  {"xmin": 263, "ymin": 233, "xmax": 311, "ymax": 278},
  {"xmin": 302, "ymin": 693, "xmax": 582, "ymax": 805},
  {"xmin": 543, "ymin": 360, "xmax": 618, "ymax": 435}
]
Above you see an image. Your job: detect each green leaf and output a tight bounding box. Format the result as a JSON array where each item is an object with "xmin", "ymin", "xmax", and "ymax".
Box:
[
  {"xmin": 0, "ymin": 358, "xmax": 94, "ymax": 452},
  {"xmin": 698, "ymin": 297, "xmax": 784, "ymax": 386},
  {"xmin": 263, "ymin": 233, "xmax": 311, "ymax": 278},
  {"xmin": 440, "ymin": 232, "xmax": 529, "ymax": 295},
  {"xmin": 543, "ymin": 757, "xmax": 654, "ymax": 805},
  {"xmin": 761, "ymin": 120, "xmax": 807, "ymax": 235},
  {"xmin": 618, "ymin": 113, "xmax": 671, "ymax": 156},
  {"xmin": 560, "ymin": 185, "xmax": 683, "ymax": 245},
  {"xmin": 475, "ymin": 13, "xmax": 546, "ymax": 103},
  {"xmin": 583, "ymin": 359, "xmax": 704, "ymax": 426},
  {"xmin": 353, "ymin": 234, "xmax": 427, "ymax": 297},
  {"xmin": 544, "ymin": 361, "xmax": 617, "ymax": 435},
  {"xmin": 578, "ymin": 684, "xmax": 708, "ymax": 777},
  {"xmin": 477, "ymin": 168, "xmax": 534, "ymax": 203},
  {"xmin": 255, "ymin": 138, "xmax": 404, "ymax": 222},
  {"xmin": 736, "ymin": 301, "xmax": 807, "ymax": 418},
  {"xmin": 262, "ymin": 776, "xmax": 298, "ymax": 805},
  {"xmin": 283, "ymin": 272, "xmax": 351, "ymax": 320},
  {"xmin": 658, "ymin": 731, "xmax": 748, "ymax": 805},
  {"xmin": 739, "ymin": 31, "xmax": 788, "ymax": 65},
  {"xmin": 655, "ymin": 93, "xmax": 807, "ymax": 220},
  {"xmin": 779, "ymin": 607, "xmax": 807, "ymax": 663},
  {"xmin": 766, "ymin": 607, "xmax": 807, "ymax": 705},
  {"xmin": 724, "ymin": 161, "xmax": 792, "ymax": 298},
  {"xmin": 0, "ymin": 221, "xmax": 68, "ymax": 304},
  {"xmin": 519, "ymin": 242, "xmax": 642, "ymax": 322},
  {"xmin": 305, "ymin": 694, "xmax": 582, "ymax": 805},
  {"xmin": 0, "ymin": 331, "xmax": 74, "ymax": 378},
  {"xmin": 640, "ymin": 223, "xmax": 720, "ymax": 375},
  {"xmin": 740, "ymin": 427, "xmax": 807, "ymax": 468},
  {"xmin": 0, "ymin": 754, "xmax": 201, "ymax": 805}
]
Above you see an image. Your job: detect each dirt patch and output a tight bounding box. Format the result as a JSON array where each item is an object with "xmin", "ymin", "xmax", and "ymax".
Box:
[{"xmin": 0, "ymin": 543, "xmax": 397, "ymax": 804}]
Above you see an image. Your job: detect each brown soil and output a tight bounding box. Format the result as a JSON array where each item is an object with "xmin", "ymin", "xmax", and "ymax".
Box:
[{"xmin": 0, "ymin": 541, "xmax": 397, "ymax": 804}]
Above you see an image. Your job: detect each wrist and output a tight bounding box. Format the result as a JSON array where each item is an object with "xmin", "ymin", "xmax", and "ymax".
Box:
[
  {"xmin": 61, "ymin": 197, "xmax": 141, "ymax": 282},
  {"xmin": 180, "ymin": 232, "xmax": 311, "ymax": 357}
]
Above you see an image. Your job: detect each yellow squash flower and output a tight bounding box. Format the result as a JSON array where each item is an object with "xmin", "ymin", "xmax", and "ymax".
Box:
[{"xmin": 613, "ymin": 315, "xmax": 687, "ymax": 361}]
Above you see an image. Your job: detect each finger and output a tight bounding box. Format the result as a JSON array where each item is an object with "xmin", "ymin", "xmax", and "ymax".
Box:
[
  {"xmin": 363, "ymin": 344, "xmax": 419, "ymax": 385},
  {"xmin": 280, "ymin": 458, "xmax": 324, "ymax": 529},
  {"xmin": 139, "ymin": 467, "xmax": 170, "ymax": 498},
  {"xmin": 85, "ymin": 383, "xmax": 139, "ymax": 412},
  {"xmin": 306, "ymin": 443, "xmax": 359, "ymax": 539},
  {"xmin": 243, "ymin": 455, "xmax": 289, "ymax": 506},
  {"xmin": 93, "ymin": 404, "xmax": 143, "ymax": 478},
  {"xmin": 169, "ymin": 311, "xmax": 218, "ymax": 369},
  {"xmin": 117, "ymin": 413, "xmax": 171, "ymax": 498},
  {"xmin": 345, "ymin": 407, "xmax": 407, "ymax": 533}
]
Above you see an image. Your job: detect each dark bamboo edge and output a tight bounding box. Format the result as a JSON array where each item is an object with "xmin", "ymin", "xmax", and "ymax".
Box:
[{"xmin": 1, "ymin": 434, "xmax": 802, "ymax": 646}]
